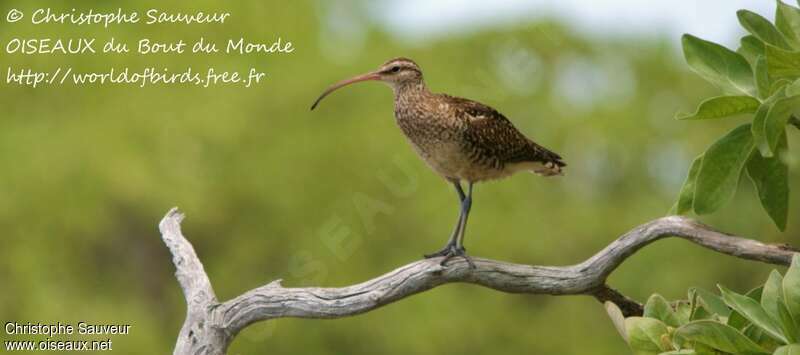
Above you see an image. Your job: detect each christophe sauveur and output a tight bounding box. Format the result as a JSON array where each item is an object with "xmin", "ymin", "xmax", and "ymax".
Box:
[
  {"xmin": 29, "ymin": 8, "xmax": 231, "ymax": 27},
  {"xmin": 5, "ymin": 321, "xmax": 131, "ymax": 336}
]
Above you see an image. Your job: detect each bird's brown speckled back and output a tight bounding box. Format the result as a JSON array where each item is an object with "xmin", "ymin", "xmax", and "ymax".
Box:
[{"xmin": 393, "ymin": 81, "xmax": 564, "ymax": 182}]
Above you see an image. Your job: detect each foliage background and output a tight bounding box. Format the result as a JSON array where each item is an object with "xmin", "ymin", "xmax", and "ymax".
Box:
[{"xmin": 0, "ymin": 1, "xmax": 797, "ymax": 354}]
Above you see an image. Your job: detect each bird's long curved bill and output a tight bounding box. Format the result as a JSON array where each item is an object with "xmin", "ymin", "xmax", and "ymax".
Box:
[{"xmin": 310, "ymin": 71, "xmax": 381, "ymax": 110}]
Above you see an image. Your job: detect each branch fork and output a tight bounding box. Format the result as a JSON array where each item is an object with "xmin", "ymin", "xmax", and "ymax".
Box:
[{"xmin": 158, "ymin": 207, "xmax": 796, "ymax": 354}]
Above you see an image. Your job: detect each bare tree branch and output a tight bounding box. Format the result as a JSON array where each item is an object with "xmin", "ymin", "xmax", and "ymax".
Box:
[
  {"xmin": 158, "ymin": 208, "xmax": 796, "ymax": 355},
  {"xmin": 159, "ymin": 208, "xmax": 225, "ymax": 355}
]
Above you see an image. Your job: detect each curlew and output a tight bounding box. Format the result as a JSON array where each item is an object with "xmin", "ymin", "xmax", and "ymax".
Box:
[{"xmin": 311, "ymin": 58, "xmax": 565, "ymax": 268}]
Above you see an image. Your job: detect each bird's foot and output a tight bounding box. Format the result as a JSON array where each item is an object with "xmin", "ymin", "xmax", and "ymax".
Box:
[
  {"xmin": 424, "ymin": 245, "xmax": 475, "ymax": 269},
  {"xmin": 423, "ymin": 244, "xmax": 455, "ymax": 259}
]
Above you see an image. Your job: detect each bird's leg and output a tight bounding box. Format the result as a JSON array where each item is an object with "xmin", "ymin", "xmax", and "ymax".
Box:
[
  {"xmin": 440, "ymin": 182, "xmax": 475, "ymax": 268},
  {"xmin": 423, "ymin": 180, "xmax": 465, "ymax": 258}
]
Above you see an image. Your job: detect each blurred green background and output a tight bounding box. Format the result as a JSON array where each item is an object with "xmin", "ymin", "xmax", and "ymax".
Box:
[{"xmin": 1, "ymin": 1, "xmax": 798, "ymax": 354}]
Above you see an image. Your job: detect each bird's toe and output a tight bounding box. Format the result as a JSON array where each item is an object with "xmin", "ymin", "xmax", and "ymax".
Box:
[{"xmin": 437, "ymin": 246, "xmax": 475, "ymax": 269}]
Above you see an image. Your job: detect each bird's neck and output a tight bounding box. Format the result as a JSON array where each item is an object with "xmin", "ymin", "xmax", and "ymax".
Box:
[{"xmin": 392, "ymin": 80, "xmax": 430, "ymax": 104}]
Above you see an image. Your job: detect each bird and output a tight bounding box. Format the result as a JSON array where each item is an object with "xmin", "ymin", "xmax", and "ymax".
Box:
[{"xmin": 311, "ymin": 57, "xmax": 565, "ymax": 268}]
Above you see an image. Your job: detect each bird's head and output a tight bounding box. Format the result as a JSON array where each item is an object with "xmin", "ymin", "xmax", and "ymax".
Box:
[{"xmin": 311, "ymin": 57, "xmax": 423, "ymax": 110}]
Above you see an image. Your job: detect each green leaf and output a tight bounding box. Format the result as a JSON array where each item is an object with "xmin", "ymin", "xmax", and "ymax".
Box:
[
  {"xmin": 693, "ymin": 287, "xmax": 732, "ymax": 318},
  {"xmin": 682, "ymin": 34, "xmax": 756, "ymax": 96},
  {"xmin": 774, "ymin": 79, "xmax": 795, "ymax": 96},
  {"xmin": 778, "ymin": 301, "xmax": 799, "ymax": 344},
  {"xmin": 675, "ymin": 301, "xmax": 692, "ymax": 326},
  {"xmin": 740, "ymin": 35, "xmax": 767, "ymax": 64},
  {"xmin": 606, "ymin": 301, "xmax": 628, "ymax": 341},
  {"xmin": 744, "ymin": 323, "xmax": 784, "ymax": 350},
  {"xmin": 754, "ymin": 101, "xmax": 776, "ymax": 156},
  {"xmin": 751, "ymin": 286, "xmax": 766, "ymax": 302},
  {"xmin": 777, "ymin": 1, "xmax": 800, "ymax": 49},
  {"xmin": 739, "ymin": 10, "xmax": 792, "ymax": 49},
  {"xmin": 746, "ymin": 133, "xmax": 790, "ymax": 231},
  {"xmin": 719, "ymin": 285, "xmax": 789, "ymax": 344},
  {"xmin": 783, "ymin": 255, "xmax": 800, "ymax": 325},
  {"xmin": 692, "ymin": 305, "xmax": 714, "ymax": 322},
  {"xmin": 762, "ymin": 97, "xmax": 800, "ymax": 156},
  {"xmin": 645, "ymin": 294, "xmax": 682, "ymax": 328},
  {"xmin": 757, "ymin": 55, "xmax": 772, "ymax": 99},
  {"xmin": 775, "ymin": 344, "xmax": 800, "ymax": 355},
  {"xmin": 672, "ymin": 155, "xmax": 703, "ymax": 215},
  {"xmin": 765, "ymin": 270, "xmax": 788, "ymax": 321},
  {"xmin": 767, "ymin": 45, "xmax": 800, "ymax": 80},
  {"xmin": 626, "ymin": 317, "xmax": 671, "ymax": 354},
  {"xmin": 787, "ymin": 78, "xmax": 800, "ymax": 96},
  {"xmin": 676, "ymin": 96, "xmax": 761, "ymax": 120},
  {"xmin": 730, "ymin": 309, "xmax": 751, "ymax": 330},
  {"xmin": 693, "ymin": 124, "xmax": 755, "ymax": 215},
  {"xmin": 675, "ymin": 320, "xmax": 770, "ymax": 354},
  {"xmin": 690, "ymin": 343, "xmax": 718, "ymax": 355},
  {"xmin": 752, "ymin": 85, "xmax": 789, "ymax": 156}
]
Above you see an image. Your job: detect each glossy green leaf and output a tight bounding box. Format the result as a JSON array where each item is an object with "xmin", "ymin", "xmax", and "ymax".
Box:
[
  {"xmin": 767, "ymin": 45, "xmax": 800, "ymax": 80},
  {"xmin": 675, "ymin": 320, "xmax": 770, "ymax": 354},
  {"xmin": 719, "ymin": 285, "xmax": 788, "ymax": 343},
  {"xmin": 775, "ymin": 344, "xmax": 800, "ymax": 355},
  {"xmin": 783, "ymin": 255, "xmax": 800, "ymax": 325},
  {"xmin": 606, "ymin": 301, "xmax": 628, "ymax": 341},
  {"xmin": 672, "ymin": 155, "xmax": 703, "ymax": 215},
  {"xmin": 682, "ymin": 34, "xmax": 756, "ymax": 96},
  {"xmin": 645, "ymin": 294, "xmax": 682, "ymax": 328},
  {"xmin": 739, "ymin": 10, "xmax": 791, "ymax": 49},
  {"xmin": 746, "ymin": 133, "xmax": 790, "ymax": 230},
  {"xmin": 777, "ymin": 1, "xmax": 800, "ymax": 49},
  {"xmin": 626, "ymin": 317, "xmax": 671, "ymax": 354},
  {"xmin": 693, "ymin": 124, "xmax": 755, "ymax": 215},
  {"xmin": 740, "ymin": 35, "xmax": 767, "ymax": 64},
  {"xmin": 676, "ymin": 96, "xmax": 761, "ymax": 120}
]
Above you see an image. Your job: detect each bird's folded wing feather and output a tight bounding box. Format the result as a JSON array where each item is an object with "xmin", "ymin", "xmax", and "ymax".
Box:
[{"xmin": 445, "ymin": 95, "xmax": 565, "ymax": 167}]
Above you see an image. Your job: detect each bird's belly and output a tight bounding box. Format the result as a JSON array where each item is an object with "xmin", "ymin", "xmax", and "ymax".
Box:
[
  {"xmin": 396, "ymin": 114, "xmax": 509, "ymax": 182},
  {"xmin": 405, "ymin": 135, "xmax": 511, "ymax": 182},
  {"xmin": 414, "ymin": 141, "xmax": 472, "ymax": 178}
]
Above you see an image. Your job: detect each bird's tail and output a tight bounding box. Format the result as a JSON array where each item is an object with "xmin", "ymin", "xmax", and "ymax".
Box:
[{"xmin": 528, "ymin": 142, "xmax": 566, "ymax": 177}]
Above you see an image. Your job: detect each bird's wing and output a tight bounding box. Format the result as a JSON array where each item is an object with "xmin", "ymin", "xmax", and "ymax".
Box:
[{"xmin": 444, "ymin": 95, "xmax": 566, "ymax": 171}]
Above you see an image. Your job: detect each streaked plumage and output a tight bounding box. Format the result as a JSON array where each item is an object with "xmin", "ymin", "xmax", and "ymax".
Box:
[
  {"xmin": 311, "ymin": 57, "xmax": 565, "ymax": 267},
  {"xmin": 392, "ymin": 77, "xmax": 565, "ymax": 182}
]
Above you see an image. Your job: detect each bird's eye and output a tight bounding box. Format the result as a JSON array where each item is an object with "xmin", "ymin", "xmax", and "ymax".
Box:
[{"xmin": 391, "ymin": 66, "xmax": 400, "ymax": 73}]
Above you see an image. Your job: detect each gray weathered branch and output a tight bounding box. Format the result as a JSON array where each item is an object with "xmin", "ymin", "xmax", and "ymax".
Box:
[{"xmin": 158, "ymin": 208, "xmax": 796, "ymax": 355}]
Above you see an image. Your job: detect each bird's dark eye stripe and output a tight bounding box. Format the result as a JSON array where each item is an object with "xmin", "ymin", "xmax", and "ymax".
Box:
[{"xmin": 391, "ymin": 66, "xmax": 400, "ymax": 72}]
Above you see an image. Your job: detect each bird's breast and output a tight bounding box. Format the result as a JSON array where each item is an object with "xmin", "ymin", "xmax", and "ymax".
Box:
[{"xmin": 394, "ymin": 107, "xmax": 492, "ymax": 181}]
